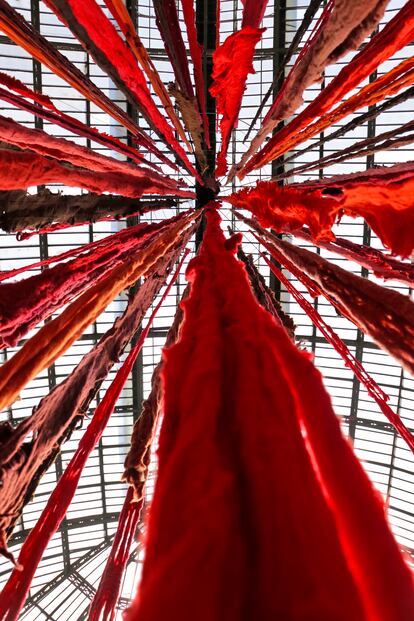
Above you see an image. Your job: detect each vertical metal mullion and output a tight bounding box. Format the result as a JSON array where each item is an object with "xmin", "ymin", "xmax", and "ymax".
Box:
[
  {"xmin": 195, "ymin": 0, "xmax": 218, "ymax": 248},
  {"xmin": 269, "ymin": 0, "xmax": 286, "ymax": 299}
]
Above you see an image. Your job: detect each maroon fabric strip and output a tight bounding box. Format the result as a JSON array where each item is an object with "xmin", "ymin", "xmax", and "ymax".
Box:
[
  {"xmin": 262, "ymin": 253, "xmax": 414, "ymax": 453},
  {"xmin": 241, "ymin": 0, "xmax": 269, "ymax": 28}
]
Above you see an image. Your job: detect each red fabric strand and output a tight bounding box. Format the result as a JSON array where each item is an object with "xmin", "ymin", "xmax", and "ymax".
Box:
[
  {"xmin": 88, "ymin": 490, "xmax": 142, "ymax": 621},
  {"xmin": 241, "ymin": 0, "xmax": 270, "ymax": 28},
  {"xmin": 264, "ymin": 0, "xmax": 386, "ymax": 124},
  {"xmin": 238, "ymin": 212, "xmax": 414, "ymax": 377},
  {"xmin": 0, "ymin": 0, "xmax": 159, "ymax": 157},
  {"xmin": 87, "ymin": 254, "xmax": 189, "ymax": 621},
  {"xmin": 153, "ymin": 0, "xmax": 194, "ymax": 99},
  {"xmin": 102, "ymin": 0, "xmax": 191, "ymax": 152},
  {"xmin": 181, "ymin": 0, "xmax": 210, "ymax": 147},
  {"xmin": 262, "ymin": 253, "xmax": 414, "ymax": 453},
  {"xmin": 210, "ymin": 27, "xmax": 264, "ymax": 176},
  {"xmin": 0, "ymin": 70, "xmax": 58, "ymax": 112},
  {"xmin": 0, "ymin": 87, "xmax": 173, "ymax": 169},
  {"xmin": 228, "ymin": 170, "xmax": 414, "ymax": 257},
  {"xmin": 0, "ymin": 205, "xmax": 167, "ymax": 280},
  {"xmin": 0, "ymin": 114, "xmax": 174, "ymax": 187},
  {"xmin": 0, "ymin": 149, "xmax": 194, "ymax": 199},
  {"xmin": 126, "ymin": 209, "xmax": 412, "ymax": 621},
  {"xmin": 0, "ymin": 250, "xmax": 187, "ymax": 621}
]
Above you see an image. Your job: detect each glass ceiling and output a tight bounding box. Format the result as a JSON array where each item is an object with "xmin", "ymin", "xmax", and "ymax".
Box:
[{"xmin": 0, "ymin": 1, "xmax": 413, "ymax": 618}]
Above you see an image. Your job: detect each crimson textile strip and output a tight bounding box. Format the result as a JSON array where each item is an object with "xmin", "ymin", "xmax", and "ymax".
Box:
[
  {"xmin": 102, "ymin": 0, "xmax": 191, "ymax": 151},
  {"xmin": 263, "ymin": 0, "xmax": 387, "ymax": 125},
  {"xmin": 243, "ymin": 0, "xmax": 323, "ymax": 144},
  {"xmin": 0, "ymin": 149, "xmax": 194, "ymax": 199},
  {"xmin": 0, "ymin": 70, "xmax": 58, "ymax": 111},
  {"xmin": 228, "ymin": 170, "xmax": 414, "ymax": 257},
  {"xmin": 295, "ymin": 228, "xmax": 414, "ymax": 289},
  {"xmin": 0, "ymin": 114, "xmax": 177, "ymax": 188},
  {"xmin": 246, "ymin": 54, "xmax": 414, "ymax": 174},
  {"xmin": 126, "ymin": 208, "xmax": 366, "ymax": 620},
  {"xmin": 274, "ymin": 118, "xmax": 414, "ymax": 180},
  {"xmin": 152, "ymin": 0, "xmax": 194, "ymax": 98},
  {"xmin": 0, "ymin": 87, "xmax": 162, "ymax": 168},
  {"xmin": 241, "ymin": 0, "xmax": 269, "ymax": 28},
  {"xmin": 280, "ymin": 85, "xmax": 414, "ymax": 171},
  {"xmin": 262, "ymin": 253, "xmax": 414, "ymax": 453},
  {"xmin": 0, "ymin": 249, "xmax": 188, "ymax": 621},
  {"xmin": 88, "ymin": 253, "xmax": 189, "ymax": 621},
  {"xmin": 210, "ymin": 26, "xmax": 265, "ymax": 176},
  {"xmin": 127, "ymin": 208, "xmax": 412, "ymax": 621},
  {"xmin": 234, "ymin": 238, "xmax": 296, "ymax": 339},
  {"xmin": 0, "ymin": 212, "xmax": 197, "ymax": 413},
  {"xmin": 44, "ymin": 0, "xmax": 199, "ymax": 180},
  {"xmin": 88, "ymin": 489, "xmax": 141, "ymax": 621},
  {"xmin": 0, "ymin": 0, "xmax": 161, "ymax": 158}
]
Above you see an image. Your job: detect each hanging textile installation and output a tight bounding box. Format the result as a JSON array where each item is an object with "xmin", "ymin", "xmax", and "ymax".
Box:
[{"xmin": 0, "ymin": 1, "xmax": 413, "ymax": 619}]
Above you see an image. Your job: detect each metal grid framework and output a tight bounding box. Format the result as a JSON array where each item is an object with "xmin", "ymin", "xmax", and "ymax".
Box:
[{"xmin": 0, "ymin": 1, "xmax": 413, "ymax": 619}]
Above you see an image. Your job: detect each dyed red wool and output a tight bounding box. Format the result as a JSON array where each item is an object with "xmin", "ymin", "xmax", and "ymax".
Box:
[
  {"xmin": 296, "ymin": 228, "xmax": 414, "ymax": 288},
  {"xmin": 0, "ymin": 114, "xmax": 169, "ymax": 186},
  {"xmin": 228, "ymin": 181, "xmax": 339, "ymax": 241},
  {"xmin": 0, "ymin": 87, "xmax": 153, "ymax": 167},
  {"xmin": 181, "ymin": 0, "xmax": 210, "ymax": 146},
  {"xmin": 0, "ymin": 216, "xmax": 181, "ymax": 347},
  {"xmin": 0, "ymin": 70, "xmax": 57, "ymax": 111},
  {"xmin": 210, "ymin": 27, "xmax": 264, "ymax": 176},
  {"xmin": 241, "ymin": 0, "xmax": 414, "ymax": 175},
  {"xmin": 44, "ymin": 0, "xmax": 199, "ymax": 180},
  {"xmin": 229, "ymin": 171, "xmax": 414, "ymax": 257},
  {"xmin": 0, "ymin": 251, "xmax": 187, "ymax": 621},
  {"xmin": 0, "ymin": 149, "xmax": 194, "ymax": 199},
  {"xmin": 241, "ymin": 0, "xmax": 269, "ymax": 28},
  {"xmin": 126, "ymin": 209, "xmax": 412, "ymax": 621}
]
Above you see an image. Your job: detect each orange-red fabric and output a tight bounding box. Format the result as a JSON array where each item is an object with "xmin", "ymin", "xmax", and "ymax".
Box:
[
  {"xmin": 0, "ymin": 0, "xmax": 161, "ymax": 159},
  {"xmin": 44, "ymin": 0, "xmax": 199, "ymax": 179},
  {"xmin": 102, "ymin": 0, "xmax": 190, "ymax": 150},
  {"xmin": 210, "ymin": 27, "xmax": 264, "ymax": 176},
  {"xmin": 229, "ymin": 170, "xmax": 414, "ymax": 257}
]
